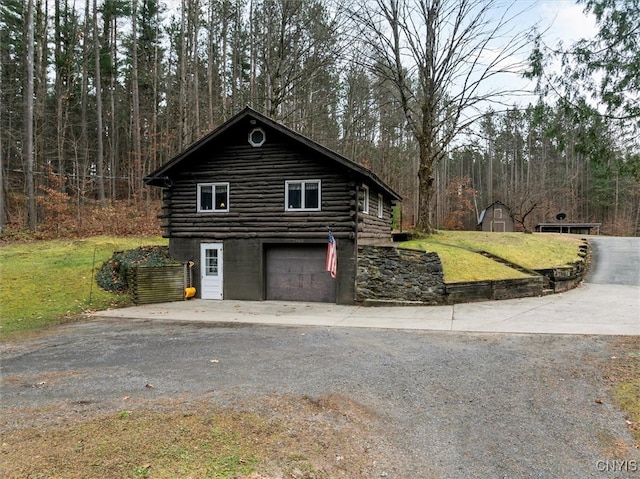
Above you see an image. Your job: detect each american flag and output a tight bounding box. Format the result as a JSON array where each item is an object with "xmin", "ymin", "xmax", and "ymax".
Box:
[{"xmin": 326, "ymin": 231, "xmax": 337, "ymax": 278}]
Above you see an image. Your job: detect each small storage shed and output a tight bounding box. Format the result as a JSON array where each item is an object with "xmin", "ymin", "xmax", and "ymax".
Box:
[
  {"xmin": 144, "ymin": 107, "xmax": 401, "ymax": 304},
  {"xmin": 477, "ymin": 201, "xmax": 514, "ymax": 232}
]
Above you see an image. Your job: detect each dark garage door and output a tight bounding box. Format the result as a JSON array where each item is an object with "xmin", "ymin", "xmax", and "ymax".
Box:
[{"xmin": 266, "ymin": 245, "xmax": 336, "ymax": 303}]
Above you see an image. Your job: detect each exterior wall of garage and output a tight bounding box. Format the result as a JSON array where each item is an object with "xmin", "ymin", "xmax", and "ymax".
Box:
[{"xmin": 170, "ymin": 237, "xmax": 356, "ymax": 304}]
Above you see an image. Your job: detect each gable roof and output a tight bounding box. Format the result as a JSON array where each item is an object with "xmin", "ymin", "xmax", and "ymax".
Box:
[
  {"xmin": 477, "ymin": 200, "xmax": 510, "ymax": 224},
  {"xmin": 144, "ymin": 106, "xmax": 401, "ymax": 201}
]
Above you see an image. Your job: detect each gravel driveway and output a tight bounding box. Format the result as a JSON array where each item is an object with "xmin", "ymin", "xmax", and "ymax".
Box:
[{"xmin": 2, "ymin": 320, "xmax": 639, "ymax": 478}]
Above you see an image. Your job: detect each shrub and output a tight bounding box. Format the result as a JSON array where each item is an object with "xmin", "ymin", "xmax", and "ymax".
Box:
[{"xmin": 96, "ymin": 246, "xmax": 178, "ymax": 293}]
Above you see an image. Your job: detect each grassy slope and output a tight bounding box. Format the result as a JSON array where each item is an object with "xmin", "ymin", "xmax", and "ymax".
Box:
[
  {"xmin": 0, "ymin": 236, "xmax": 167, "ymax": 336},
  {"xmin": 401, "ymin": 231, "xmax": 584, "ymax": 283}
]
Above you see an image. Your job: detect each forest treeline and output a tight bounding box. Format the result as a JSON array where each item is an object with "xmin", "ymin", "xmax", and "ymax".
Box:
[{"xmin": 1, "ymin": 0, "xmax": 638, "ymax": 238}]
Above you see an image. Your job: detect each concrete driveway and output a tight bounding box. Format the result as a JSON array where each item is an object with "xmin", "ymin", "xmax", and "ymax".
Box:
[{"xmin": 93, "ymin": 236, "xmax": 640, "ymax": 335}]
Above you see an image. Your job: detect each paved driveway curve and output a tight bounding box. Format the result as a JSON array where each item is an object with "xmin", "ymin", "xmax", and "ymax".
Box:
[
  {"xmin": 93, "ymin": 237, "xmax": 640, "ymax": 335},
  {"xmin": 589, "ymin": 236, "xmax": 640, "ymax": 286}
]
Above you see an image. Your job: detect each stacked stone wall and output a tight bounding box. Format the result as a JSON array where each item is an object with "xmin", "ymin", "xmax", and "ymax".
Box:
[
  {"xmin": 356, "ymin": 245, "xmax": 446, "ymax": 305},
  {"xmin": 356, "ymin": 242, "xmax": 588, "ymax": 306}
]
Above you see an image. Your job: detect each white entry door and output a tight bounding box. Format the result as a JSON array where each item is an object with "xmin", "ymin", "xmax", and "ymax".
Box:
[{"xmin": 200, "ymin": 243, "xmax": 223, "ymax": 299}]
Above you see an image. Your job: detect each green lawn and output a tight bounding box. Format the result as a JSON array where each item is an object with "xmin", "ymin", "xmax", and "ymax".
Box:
[
  {"xmin": 400, "ymin": 231, "xmax": 584, "ymax": 283},
  {"xmin": 0, "ymin": 236, "xmax": 167, "ymax": 337}
]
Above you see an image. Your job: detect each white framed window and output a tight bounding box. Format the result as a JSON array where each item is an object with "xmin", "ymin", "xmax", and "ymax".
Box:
[
  {"xmin": 197, "ymin": 183, "xmax": 229, "ymax": 212},
  {"xmin": 377, "ymin": 193, "xmax": 384, "ymax": 218},
  {"xmin": 362, "ymin": 184, "xmax": 370, "ymax": 214},
  {"xmin": 285, "ymin": 180, "xmax": 321, "ymax": 211}
]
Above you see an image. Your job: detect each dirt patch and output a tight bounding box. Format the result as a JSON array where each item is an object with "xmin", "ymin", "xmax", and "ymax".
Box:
[
  {"xmin": 2, "ymin": 369, "xmax": 84, "ymax": 388},
  {"xmin": 0, "ymin": 393, "xmax": 390, "ymax": 479}
]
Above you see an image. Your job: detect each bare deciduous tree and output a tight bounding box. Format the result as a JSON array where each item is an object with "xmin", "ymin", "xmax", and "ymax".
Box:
[{"xmin": 351, "ymin": 0, "xmax": 534, "ymax": 233}]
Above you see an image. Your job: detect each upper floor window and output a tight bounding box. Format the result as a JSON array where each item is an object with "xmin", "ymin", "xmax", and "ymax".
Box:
[
  {"xmin": 362, "ymin": 184, "xmax": 370, "ymax": 214},
  {"xmin": 248, "ymin": 127, "xmax": 266, "ymax": 147},
  {"xmin": 377, "ymin": 193, "xmax": 384, "ymax": 218},
  {"xmin": 198, "ymin": 183, "xmax": 229, "ymax": 212},
  {"xmin": 285, "ymin": 180, "xmax": 321, "ymax": 211}
]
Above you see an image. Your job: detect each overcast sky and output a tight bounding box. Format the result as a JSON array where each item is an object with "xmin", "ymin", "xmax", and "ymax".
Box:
[{"xmin": 533, "ymin": 0, "xmax": 597, "ymax": 44}]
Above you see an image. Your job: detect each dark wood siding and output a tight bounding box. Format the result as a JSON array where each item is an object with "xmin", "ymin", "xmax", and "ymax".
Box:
[
  {"xmin": 161, "ymin": 126, "xmax": 357, "ymax": 240},
  {"xmin": 356, "ymin": 184, "xmax": 395, "ymax": 241}
]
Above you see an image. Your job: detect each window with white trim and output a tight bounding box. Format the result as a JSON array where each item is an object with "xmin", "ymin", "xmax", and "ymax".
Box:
[
  {"xmin": 285, "ymin": 180, "xmax": 321, "ymax": 211},
  {"xmin": 362, "ymin": 184, "xmax": 370, "ymax": 214},
  {"xmin": 197, "ymin": 183, "xmax": 229, "ymax": 212},
  {"xmin": 248, "ymin": 127, "xmax": 266, "ymax": 147},
  {"xmin": 377, "ymin": 193, "xmax": 384, "ymax": 218}
]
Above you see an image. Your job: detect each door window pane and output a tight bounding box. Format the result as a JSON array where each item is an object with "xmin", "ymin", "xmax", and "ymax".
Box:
[{"xmin": 206, "ymin": 249, "xmax": 218, "ymax": 275}]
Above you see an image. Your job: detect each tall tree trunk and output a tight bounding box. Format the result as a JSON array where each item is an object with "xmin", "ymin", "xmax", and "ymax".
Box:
[
  {"xmin": 93, "ymin": 0, "xmax": 105, "ymax": 204},
  {"xmin": 109, "ymin": 12, "xmax": 118, "ymax": 200},
  {"xmin": 81, "ymin": 0, "xmax": 90, "ymax": 213},
  {"xmin": 131, "ymin": 0, "xmax": 142, "ymax": 200},
  {"xmin": 150, "ymin": 4, "xmax": 161, "ymax": 194},
  {"xmin": 24, "ymin": 0, "xmax": 36, "ymax": 231},
  {"xmin": 220, "ymin": 0, "xmax": 228, "ymax": 118},
  {"xmin": 179, "ymin": 0, "xmax": 188, "ymax": 145},
  {"xmin": 54, "ymin": 0, "xmax": 63, "ymax": 184},
  {"xmin": 34, "ymin": 0, "xmax": 47, "ymax": 196},
  {"xmin": 207, "ymin": 0, "xmax": 215, "ymax": 129},
  {"xmin": 191, "ymin": 0, "xmax": 200, "ymax": 137}
]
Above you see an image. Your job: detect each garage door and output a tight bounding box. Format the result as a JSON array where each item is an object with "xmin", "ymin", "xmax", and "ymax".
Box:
[{"xmin": 266, "ymin": 245, "xmax": 336, "ymax": 302}]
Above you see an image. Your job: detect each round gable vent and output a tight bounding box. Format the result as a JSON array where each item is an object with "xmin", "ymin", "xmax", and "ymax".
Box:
[{"xmin": 248, "ymin": 127, "xmax": 266, "ymax": 147}]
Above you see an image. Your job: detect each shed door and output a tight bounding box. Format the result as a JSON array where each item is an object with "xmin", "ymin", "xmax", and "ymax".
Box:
[
  {"xmin": 266, "ymin": 245, "xmax": 336, "ymax": 303},
  {"xmin": 201, "ymin": 243, "xmax": 223, "ymax": 299},
  {"xmin": 492, "ymin": 221, "xmax": 506, "ymax": 232}
]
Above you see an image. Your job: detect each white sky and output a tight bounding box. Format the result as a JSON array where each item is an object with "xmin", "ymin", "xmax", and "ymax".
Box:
[
  {"xmin": 535, "ymin": 0, "xmax": 598, "ymax": 44},
  {"xmin": 509, "ymin": 1, "xmax": 598, "ymax": 107}
]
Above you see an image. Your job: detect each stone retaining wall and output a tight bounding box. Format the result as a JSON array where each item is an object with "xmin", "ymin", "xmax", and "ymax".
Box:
[
  {"xmin": 535, "ymin": 239, "xmax": 589, "ymax": 293},
  {"xmin": 445, "ymin": 277, "xmax": 544, "ymax": 304},
  {"xmin": 356, "ymin": 242, "xmax": 589, "ymax": 306},
  {"xmin": 356, "ymin": 245, "xmax": 445, "ymax": 305},
  {"xmin": 535, "ymin": 261, "xmax": 586, "ymax": 293}
]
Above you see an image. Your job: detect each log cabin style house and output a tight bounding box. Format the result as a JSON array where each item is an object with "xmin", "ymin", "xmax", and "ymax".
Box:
[{"xmin": 144, "ymin": 107, "xmax": 401, "ymax": 304}]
